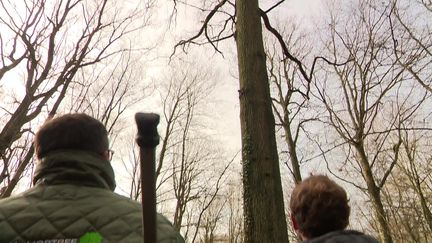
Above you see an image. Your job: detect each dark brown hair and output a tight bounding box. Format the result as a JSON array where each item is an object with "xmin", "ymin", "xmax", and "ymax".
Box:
[
  {"xmin": 34, "ymin": 113, "xmax": 109, "ymax": 158},
  {"xmin": 290, "ymin": 175, "xmax": 350, "ymax": 238}
]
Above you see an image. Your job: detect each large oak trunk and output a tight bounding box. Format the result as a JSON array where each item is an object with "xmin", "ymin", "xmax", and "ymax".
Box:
[{"xmin": 235, "ymin": 1, "xmax": 289, "ymax": 242}]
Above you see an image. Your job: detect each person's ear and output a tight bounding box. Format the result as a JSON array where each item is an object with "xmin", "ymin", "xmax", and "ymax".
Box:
[
  {"xmin": 291, "ymin": 213, "xmax": 299, "ymax": 231},
  {"xmin": 291, "ymin": 214, "xmax": 307, "ymax": 241},
  {"xmin": 101, "ymin": 150, "xmax": 110, "ymax": 161}
]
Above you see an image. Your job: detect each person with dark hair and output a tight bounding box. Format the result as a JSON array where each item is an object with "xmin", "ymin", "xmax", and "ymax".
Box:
[
  {"xmin": 0, "ymin": 113, "xmax": 184, "ymax": 243},
  {"xmin": 290, "ymin": 175, "xmax": 379, "ymax": 243}
]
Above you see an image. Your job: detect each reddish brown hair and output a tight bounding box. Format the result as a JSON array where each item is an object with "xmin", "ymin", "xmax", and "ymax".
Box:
[
  {"xmin": 34, "ymin": 113, "xmax": 109, "ymax": 159},
  {"xmin": 290, "ymin": 175, "xmax": 350, "ymax": 238}
]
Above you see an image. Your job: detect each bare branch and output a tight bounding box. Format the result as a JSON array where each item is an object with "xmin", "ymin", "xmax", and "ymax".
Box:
[
  {"xmin": 172, "ymin": 0, "xmax": 230, "ymax": 57},
  {"xmin": 260, "ymin": 9, "xmax": 353, "ymax": 99},
  {"xmin": 264, "ymin": 0, "xmax": 285, "ymax": 14}
]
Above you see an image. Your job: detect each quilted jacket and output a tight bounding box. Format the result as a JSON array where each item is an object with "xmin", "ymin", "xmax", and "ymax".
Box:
[
  {"xmin": 305, "ymin": 230, "xmax": 380, "ymax": 243},
  {"xmin": 0, "ymin": 150, "xmax": 184, "ymax": 243}
]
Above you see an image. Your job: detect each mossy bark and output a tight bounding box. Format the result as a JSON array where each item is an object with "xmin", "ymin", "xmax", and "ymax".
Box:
[{"xmin": 235, "ymin": 1, "xmax": 289, "ymax": 242}]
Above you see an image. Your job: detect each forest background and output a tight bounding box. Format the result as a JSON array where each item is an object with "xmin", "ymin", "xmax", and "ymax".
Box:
[{"xmin": 0, "ymin": 0, "xmax": 431, "ymax": 242}]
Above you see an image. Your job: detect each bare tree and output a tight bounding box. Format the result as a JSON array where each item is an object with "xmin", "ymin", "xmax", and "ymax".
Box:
[
  {"xmin": 188, "ymin": 155, "xmax": 235, "ymax": 243},
  {"xmin": 381, "ymin": 129, "xmax": 432, "ymax": 242},
  {"xmin": 266, "ymin": 24, "xmax": 318, "ymax": 184},
  {"xmin": 315, "ymin": 1, "xmax": 432, "ymax": 242},
  {"xmin": 0, "ymin": 0, "xmax": 150, "ymax": 196},
  {"xmin": 400, "ymin": 137, "xmax": 432, "ymax": 233},
  {"xmin": 170, "ymin": 76, "xmax": 214, "ymax": 233},
  {"xmin": 198, "ymin": 195, "xmax": 228, "ymax": 243},
  {"xmin": 226, "ymin": 178, "xmax": 244, "ymax": 243}
]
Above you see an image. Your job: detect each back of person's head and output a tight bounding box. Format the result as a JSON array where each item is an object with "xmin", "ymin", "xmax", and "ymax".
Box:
[
  {"xmin": 290, "ymin": 175, "xmax": 350, "ymax": 239},
  {"xmin": 34, "ymin": 113, "xmax": 109, "ymax": 159}
]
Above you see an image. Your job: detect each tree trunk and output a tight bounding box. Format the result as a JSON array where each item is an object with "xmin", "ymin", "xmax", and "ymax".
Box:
[
  {"xmin": 356, "ymin": 144, "xmax": 393, "ymax": 243},
  {"xmin": 235, "ymin": 1, "xmax": 289, "ymax": 242},
  {"xmin": 410, "ymin": 161, "xmax": 432, "ymax": 233},
  {"xmin": 283, "ymin": 116, "xmax": 302, "ymax": 184}
]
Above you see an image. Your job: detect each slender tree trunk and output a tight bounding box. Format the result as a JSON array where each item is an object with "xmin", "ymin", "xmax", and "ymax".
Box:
[
  {"xmin": 403, "ymin": 138, "xmax": 432, "ymax": 234},
  {"xmin": 355, "ymin": 144, "xmax": 393, "ymax": 243},
  {"xmin": 235, "ymin": 1, "xmax": 289, "ymax": 242},
  {"xmin": 417, "ymin": 183, "xmax": 432, "ymax": 233},
  {"xmin": 411, "ymin": 164, "xmax": 432, "ymax": 232},
  {"xmin": 282, "ymin": 116, "xmax": 302, "ymax": 184}
]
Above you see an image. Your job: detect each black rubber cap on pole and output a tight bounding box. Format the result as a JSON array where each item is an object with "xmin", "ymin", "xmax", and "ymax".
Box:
[{"xmin": 135, "ymin": 113, "xmax": 160, "ymax": 148}]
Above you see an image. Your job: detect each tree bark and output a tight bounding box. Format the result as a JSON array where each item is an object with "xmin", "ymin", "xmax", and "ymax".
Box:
[
  {"xmin": 355, "ymin": 143, "xmax": 393, "ymax": 243},
  {"xmin": 235, "ymin": 0, "xmax": 289, "ymax": 242},
  {"xmin": 283, "ymin": 119, "xmax": 302, "ymax": 184}
]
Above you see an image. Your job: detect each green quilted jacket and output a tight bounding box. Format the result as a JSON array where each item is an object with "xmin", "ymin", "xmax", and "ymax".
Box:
[{"xmin": 0, "ymin": 150, "xmax": 184, "ymax": 243}]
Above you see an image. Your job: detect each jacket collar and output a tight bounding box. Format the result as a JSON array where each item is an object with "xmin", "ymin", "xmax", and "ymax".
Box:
[{"xmin": 33, "ymin": 150, "xmax": 116, "ymax": 191}]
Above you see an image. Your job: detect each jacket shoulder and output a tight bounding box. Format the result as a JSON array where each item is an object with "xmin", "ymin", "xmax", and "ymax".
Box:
[
  {"xmin": 0, "ymin": 185, "xmax": 184, "ymax": 243},
  {"xmin": 307, "ymin": 230, "xmax": 380, "ymax": 243}
]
